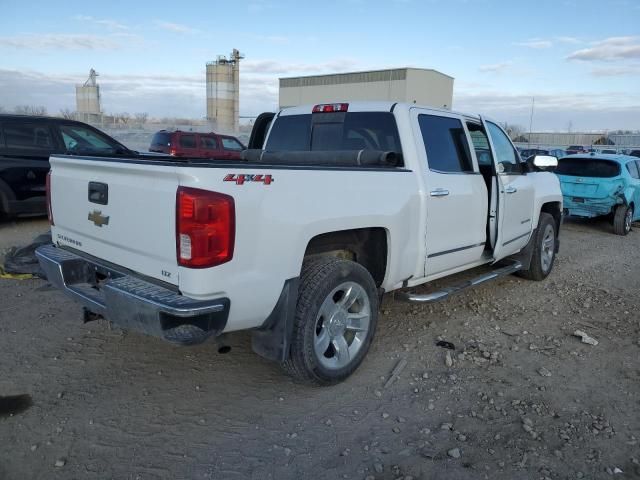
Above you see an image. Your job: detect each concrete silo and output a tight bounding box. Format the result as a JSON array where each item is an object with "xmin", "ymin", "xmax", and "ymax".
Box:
[
  {"xmin": 206, "ymin": 49, "xmax": 243, "ymax": 133},
  {"xmin": 75, "ymin": 69, "xmax": 101, "ymax": 122}
]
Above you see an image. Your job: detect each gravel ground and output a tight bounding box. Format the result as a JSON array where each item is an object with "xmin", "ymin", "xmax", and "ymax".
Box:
[{"xmin": 1, "ymin": 216, "xmax": 639, "ymax": 480}]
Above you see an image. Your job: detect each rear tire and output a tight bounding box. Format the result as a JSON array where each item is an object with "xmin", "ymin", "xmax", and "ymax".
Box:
[
  {"xmin": 613, "ymin": 204, "xmax": 632, "ymax": 236},
  {"xmin": 516, "ymin": 213, "xmax": 556, "ymax": 281},
  {"xmin": 282, "ymin": 258, "xmax": 378, "ymax": 385}
]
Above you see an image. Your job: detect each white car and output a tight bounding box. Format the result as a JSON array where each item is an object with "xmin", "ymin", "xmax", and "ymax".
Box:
[{"xmin": 37, "ymin": 101, "xmax": 562, "ymax": 385}]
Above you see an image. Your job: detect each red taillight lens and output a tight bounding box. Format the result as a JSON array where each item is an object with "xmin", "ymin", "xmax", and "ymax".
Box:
[
  {"xmin": 176, "ymin": 187, "xmax": 235, "ymax": 268},
  {"xmin": 169, "ymin": 147, "xmax": 177, "ymax": 156},
  {"xmin": 312, "ymin": 103, "xmax": 349, "ymax": 113},
  {"xmin": 46, "ymin": 171, "xmax": 54, "ymax": 226}
]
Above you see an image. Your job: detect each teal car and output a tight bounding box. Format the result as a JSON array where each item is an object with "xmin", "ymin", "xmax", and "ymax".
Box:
[{"xmin": 556, "ymin": 153, "xmax": 640, "ymax": 235}]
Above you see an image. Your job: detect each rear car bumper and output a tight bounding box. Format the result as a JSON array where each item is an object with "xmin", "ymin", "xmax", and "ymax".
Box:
[
  {"xmin": 562, "ymin": 195, "xmax": 617, "ymax": 218},
  {"xmin": 35, "ymin": 244, "xmax": 229, "ymax": 345}
]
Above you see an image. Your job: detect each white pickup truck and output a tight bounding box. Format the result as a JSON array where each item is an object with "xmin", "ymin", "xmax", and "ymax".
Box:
[{"xmin": 37, "ymin": 101, "xmax": 562, "ymax": 385}]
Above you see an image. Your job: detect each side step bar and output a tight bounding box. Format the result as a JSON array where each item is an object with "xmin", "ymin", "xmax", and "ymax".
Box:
[{"xmin": 395, "ymin": 260, "xmax": 522, "ymax": 304}]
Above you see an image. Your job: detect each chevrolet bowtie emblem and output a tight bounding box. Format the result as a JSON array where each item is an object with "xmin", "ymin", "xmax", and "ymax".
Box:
[{"xmin": 88, "ymin": 210, "xmax": 110, "ymax": 227}]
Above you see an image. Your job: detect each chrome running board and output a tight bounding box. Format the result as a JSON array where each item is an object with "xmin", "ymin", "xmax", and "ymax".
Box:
[{"xmin": 396, "ymin": 260, "xmax": 523, "ymax": 304}]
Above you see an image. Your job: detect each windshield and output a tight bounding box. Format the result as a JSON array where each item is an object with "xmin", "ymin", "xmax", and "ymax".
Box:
[
  {"xmin": 556, "ymin": 158, "xmax": 621, "ymax": 178},
  {"xmin": 265, "ymin": 112, "xmax": 402, "ymax": 154}
]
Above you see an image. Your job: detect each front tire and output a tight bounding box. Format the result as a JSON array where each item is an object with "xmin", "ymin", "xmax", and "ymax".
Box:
[
  {"xmin": 613, "ymin": 204, "xmax": 632, "ymax": 236},
  {"xmin": 282, "ymin": 258, "xmax": 379, "ymax": 385},
  {"xmin": 517, "ymin": 212, "xmax": 557, "ymax": 281}
]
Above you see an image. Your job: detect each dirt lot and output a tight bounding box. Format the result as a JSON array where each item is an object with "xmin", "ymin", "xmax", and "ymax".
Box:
[{"xmin": 1, "ymin": 216, "xmax": 639, "ymax": 480}]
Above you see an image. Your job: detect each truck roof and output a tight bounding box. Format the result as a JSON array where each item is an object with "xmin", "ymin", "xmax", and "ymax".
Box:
[{"xmin": 278, "ymin": 101, "xmax": 481, "ymax": 122}]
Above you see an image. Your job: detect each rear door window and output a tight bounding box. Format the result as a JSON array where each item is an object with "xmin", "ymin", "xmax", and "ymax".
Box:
[
  {"xmin": 200, "ymin": 136, "xmax": 219, "ymax": 150},
  {"xmin": 179, "ymin": 134, "xmax": 197, "ymax": 148},
  {"xmin": 627, "ymin": 161, "xmax": 640, "ymax": 179},
  {"xmin": 4, "ymin": 123, "xmax": 55, "ymax": 151},
  {"xmin": 418, "ymin": 114, "xmax": 473, "ymax": 173}
]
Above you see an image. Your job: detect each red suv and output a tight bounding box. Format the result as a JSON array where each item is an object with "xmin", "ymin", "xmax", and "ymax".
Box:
[{"xmin": 149, "ymin": 130, "xmax": 245, "ymax": 160}]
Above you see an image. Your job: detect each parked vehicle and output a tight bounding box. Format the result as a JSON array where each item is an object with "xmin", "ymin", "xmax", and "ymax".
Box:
[
  {"xmin": 599, "ymin": 149, "xmax": 617, "ymax": 155},
  {"xmin": 37, "ymin": 101, "xmax": 563, "ymax": 385},
  {"xmin": 566, "ymin": 145, "xmax": 586, "ymax": 155},
  {"xmin": 630, "ymin": 150, "xmax": 640, "ymax": 158},
  {"xmin": 556, "ymin": 153, "xmax": 640, "ymax": 235},
  {"xmin": 520, "ymin": 148, "xmax": 549, "ymax": 161},
  {"xmin": 548, "ymin": 148, "xmax": 566, "ymax": 159},
  {"xmin": 149, "ymin": 130, "xmax": 245, "ymax": 160},
  {"xmin": 0, "ymin": 114, "xmax": 137, "ymax": 218}
]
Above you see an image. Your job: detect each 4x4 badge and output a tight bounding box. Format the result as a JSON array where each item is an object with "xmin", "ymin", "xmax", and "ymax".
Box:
[
  {"xmin": 224, "ymin": 174, "xmax": 274, "ymax": 185},
  {"xmin": 88, "ymin": 210, "xmax": 110, "ymax": 227}
]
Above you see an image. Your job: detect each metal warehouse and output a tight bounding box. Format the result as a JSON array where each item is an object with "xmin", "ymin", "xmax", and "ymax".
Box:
[{"xmin": 279, "ymin": 68, "xmax": 454, "ymax": 110}]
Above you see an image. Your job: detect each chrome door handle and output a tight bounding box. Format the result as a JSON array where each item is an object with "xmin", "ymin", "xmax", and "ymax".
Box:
[
  {"xmin": 430, "ymin": 188, "xmax": 450, "ymax": 197},
  {"xmin": 504, "ymin": 186, "xmax": 517, "ymax": 194}
]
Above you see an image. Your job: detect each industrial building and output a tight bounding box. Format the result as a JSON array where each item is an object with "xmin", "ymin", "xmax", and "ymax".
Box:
[
  {"xmin": 279, "ymin": 68, "xmax": 454, "ymax": 110},
  {"xmin": 206, "ymin": 49, "xmax": 243, "ymax": 132},
  {"xmin": 75, "ymin": 69, "xmax": 101, "ymax": 123}
]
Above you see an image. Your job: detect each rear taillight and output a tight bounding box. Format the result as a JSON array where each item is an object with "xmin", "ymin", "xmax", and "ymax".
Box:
[
  {"xmin": 176, "ymin": 187, "xmax": 235, "ymax": 268},
  {"xmin": 169, "ymin": 147, "xmax": 177, "ymax": 156},
  {"xmin": 312, "ymin": 103, "xmax": 349, "ymax": 113},
  {"xmin": 46, "ymin": 171, "xmax": 54, "ymax": 226}
]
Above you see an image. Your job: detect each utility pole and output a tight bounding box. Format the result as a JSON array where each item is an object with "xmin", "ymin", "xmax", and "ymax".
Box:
[{"xmin": 528, "ymin": 97, "xmax": 535, "ymax": 145}]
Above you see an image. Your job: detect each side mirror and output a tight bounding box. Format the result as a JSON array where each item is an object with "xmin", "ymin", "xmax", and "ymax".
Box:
[{"xmin": 532, "ymin": 155, "xmax": 558, "ymax": 171}]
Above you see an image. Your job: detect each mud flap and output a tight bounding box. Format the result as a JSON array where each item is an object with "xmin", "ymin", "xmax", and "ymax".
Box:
[{"xmin": 251, "ymin": 278, "xmax": 299, "ymax": 362}]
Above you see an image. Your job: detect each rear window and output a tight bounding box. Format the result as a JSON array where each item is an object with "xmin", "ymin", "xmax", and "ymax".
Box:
[
  {"xmin": 3, "ymin": 124, "xmax": 54, "ymax": 151},
  {"xmin": 151, "ymin": 132, "xmax": 171, "ymax": 147},
  {"xmin": 179, "ymin": 134, "xmax": 196, "ymax": 148},
  {"xmin": 265, "ymin": 112, "xmax": 402, "ymax": 154},
  {"xmin": 626, "ymin": 161, "xmax": 640, "ymax": 179},
  {"xmin": 556, "ymin": 158, "xmax": 621, "ymax": 178}
]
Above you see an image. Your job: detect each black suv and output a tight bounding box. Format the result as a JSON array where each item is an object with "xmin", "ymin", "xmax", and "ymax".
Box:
[{"xmin": 0, "ymin": 115, "xmax": 135, "ymax": 218}]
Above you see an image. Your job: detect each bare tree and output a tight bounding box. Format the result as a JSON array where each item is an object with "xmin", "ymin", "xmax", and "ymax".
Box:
[
  {"xmin": 14, "ymin": 105, "xmax": 48, "ymax": 116},
  {"xmin": 116, "ymin": 112, "xmax": 131, "ymax": 125},
  {"xmin": 503, "ymin": 123, "xmax": 526, "ymax": 140},
  {"xmin": 59, "ymin": 108, "xmax": 76, "ymax": 120},
  {"xmin": 134, "ymin": 112, "xmax": 149, "ymax": 125}
]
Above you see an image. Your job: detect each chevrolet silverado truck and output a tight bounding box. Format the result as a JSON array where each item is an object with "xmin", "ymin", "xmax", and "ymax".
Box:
[{"xmin": 36, "ymin": 102, "xmax": 562, "ymax": 385}]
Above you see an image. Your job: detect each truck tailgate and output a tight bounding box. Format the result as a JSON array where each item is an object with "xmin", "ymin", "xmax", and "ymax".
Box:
[{"xmin": 49, "ymin": 156, "xmax": 180, "ymax": 285}]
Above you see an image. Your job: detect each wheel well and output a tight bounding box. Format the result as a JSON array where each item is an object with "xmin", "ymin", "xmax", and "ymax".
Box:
[
  {"xmin": 0, "ymin": 177, "xmax": 17, "ymax": 216},
  {"xmin": 304, "ymin": 228, "xmax": 388, "ymax": 287},
  {"xmin": 541, "ymin": 202, "xmax": 562, "ymax": 235}
]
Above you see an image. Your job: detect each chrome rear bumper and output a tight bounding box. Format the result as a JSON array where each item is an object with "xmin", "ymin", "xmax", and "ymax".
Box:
[{"xmin": 35, "ymin": 244, "xmax": 229, "ymax": 345}]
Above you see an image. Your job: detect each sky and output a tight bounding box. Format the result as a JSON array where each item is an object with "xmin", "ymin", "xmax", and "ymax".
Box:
[{"xmin": 0, "ymin": 0, "xmax": 639, "ymax": 131}]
